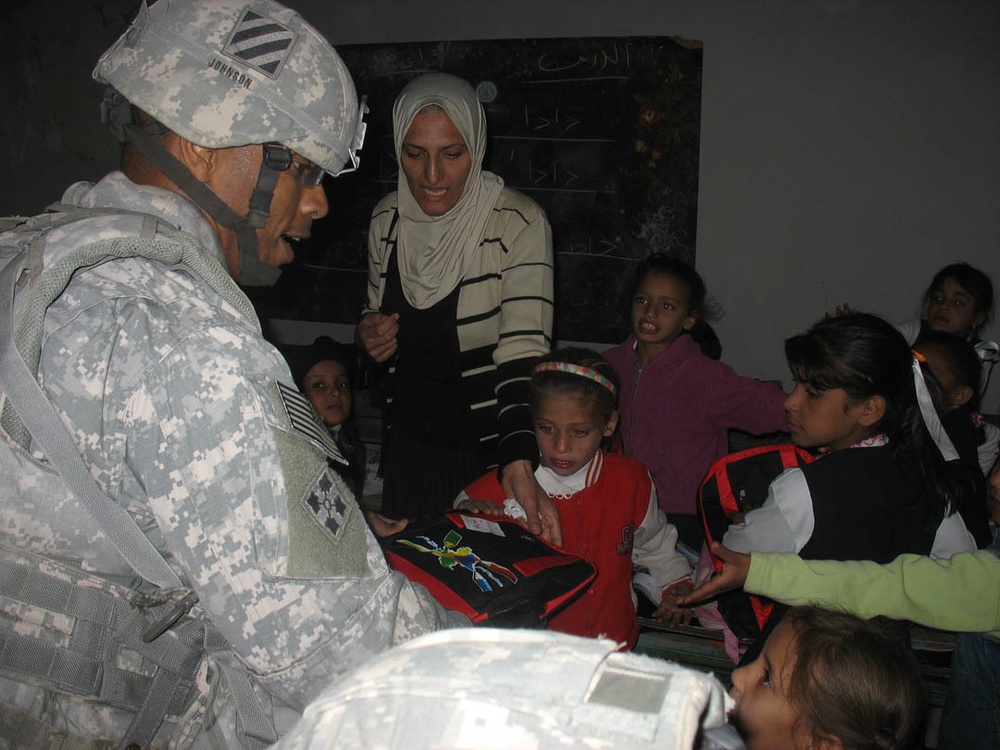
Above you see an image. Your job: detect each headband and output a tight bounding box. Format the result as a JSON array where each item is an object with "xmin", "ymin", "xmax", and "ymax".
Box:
[
  {"xmin": 911, "ymin": 351, "xmax": 959, "ymax": 462},
  {"xmin": 533, "ymin": 361, "xmax": 616, "ymax": 396}
]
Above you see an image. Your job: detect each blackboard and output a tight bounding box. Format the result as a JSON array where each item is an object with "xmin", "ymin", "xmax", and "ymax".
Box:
[{"xmin": 247, "ymin": 35, "xmax": 702, "ymax": 344}]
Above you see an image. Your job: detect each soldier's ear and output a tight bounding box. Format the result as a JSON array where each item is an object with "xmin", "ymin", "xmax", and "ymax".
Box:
[{"xmin": 172, "ymin": 137, "xmax": 217, "ymax": 182}]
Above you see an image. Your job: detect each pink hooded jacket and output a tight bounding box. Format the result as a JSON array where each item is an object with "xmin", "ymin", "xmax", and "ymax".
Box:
[{"xmin": 605, "ymin": 334, "xmax": 788, "ymax": 516}]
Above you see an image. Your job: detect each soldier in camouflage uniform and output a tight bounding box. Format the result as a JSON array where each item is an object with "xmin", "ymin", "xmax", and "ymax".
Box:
[{"xmin": 0, "ymin": 1, "xmax": 465, "ymax": 747}]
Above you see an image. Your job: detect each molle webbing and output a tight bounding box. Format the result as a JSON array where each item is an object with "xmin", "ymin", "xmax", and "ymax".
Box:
[{"xmin": 0, "ymin": 544, "xmax": 204, "ymax": 747}]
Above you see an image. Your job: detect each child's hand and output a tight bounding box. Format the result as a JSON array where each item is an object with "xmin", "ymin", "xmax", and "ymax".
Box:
[
  {"xmin": 456, "ymin": 498, "xmax": 505, "ymax": 516},
  {"xmin": 653, "ymin": 580, "xmax": 694, "ymax": 626},
  {"xmin": 365, "ymin": 510, "xmax": 409, "ymax": 537},
  {"xmin": 675, "ymin": 542, "xmax": 751, "ymax": 605}
]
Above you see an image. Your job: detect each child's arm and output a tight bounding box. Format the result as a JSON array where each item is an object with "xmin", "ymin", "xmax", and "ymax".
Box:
[
  {"xmin": 632, "ymin": 488, "xmax": 694, "ymax": 625},
  {"xmin": 745, "ymin": 549, "xmax": 1000, "ymax": 636},
  {"xmin": 722, "ymin": 467, "xmax": 813, "ymax": 554},
  {"xmin": 708, "ymin": 363, "xmax": 788, "ymax": 434},
  {"xmin": 678, "ymin": 544, "xmax": 1000, "ymax": 638}
]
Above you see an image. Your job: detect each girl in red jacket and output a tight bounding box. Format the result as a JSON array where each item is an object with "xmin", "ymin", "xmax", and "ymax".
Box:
[{"xmin": 455, "ymin": 348, "xmax": 691, "ymax": 648}]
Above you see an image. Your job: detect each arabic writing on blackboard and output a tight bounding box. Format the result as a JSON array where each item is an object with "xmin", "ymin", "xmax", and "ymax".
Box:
[{"xmin": 248, "ymin": 36, "xmax": 702, "ymax": 344}]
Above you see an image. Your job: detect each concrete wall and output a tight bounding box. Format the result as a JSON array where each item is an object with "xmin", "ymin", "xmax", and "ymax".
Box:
[{"xmin": 3, "ymin": 0, "xmax": 998, "ymax": 407}]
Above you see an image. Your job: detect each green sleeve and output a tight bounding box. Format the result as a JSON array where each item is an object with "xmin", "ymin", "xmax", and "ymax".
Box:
[{"xmin": 745, "ymin": 551, "xmax": 1000, "ymax": 637}]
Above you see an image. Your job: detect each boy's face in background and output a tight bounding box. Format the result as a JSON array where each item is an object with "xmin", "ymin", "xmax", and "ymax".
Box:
[
  {"xmin": 533, "ymin": 392, "xmax": 616, "ymax": 477},
  {"xmin": 303, "ymin": 360, "xmax": 352, "ymax": 428},
  {"xmin": 914, "ymin": 344, "xmax": 972, "ymax": 408}
]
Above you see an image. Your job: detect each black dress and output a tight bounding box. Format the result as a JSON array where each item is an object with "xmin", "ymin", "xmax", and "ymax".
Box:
[{"xmin": 377, "ymin": 248, "xmax": 484, "ymax": 520}]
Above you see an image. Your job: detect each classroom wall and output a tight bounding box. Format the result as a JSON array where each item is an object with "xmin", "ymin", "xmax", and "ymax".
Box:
[{"xmin": 3, "ymin": 0, "xmax": 998, "ymax": 408}]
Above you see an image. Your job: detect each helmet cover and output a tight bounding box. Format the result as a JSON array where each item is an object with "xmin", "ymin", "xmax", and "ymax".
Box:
[{"xmin": 94, "ymin": 0, "xmax": 360, "ymax": 174}]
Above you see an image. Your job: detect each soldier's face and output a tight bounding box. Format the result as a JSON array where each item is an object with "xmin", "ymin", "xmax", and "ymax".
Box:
[{"xmin": 210, "ymin": 144, "xmax": 329, "ymax": 277}]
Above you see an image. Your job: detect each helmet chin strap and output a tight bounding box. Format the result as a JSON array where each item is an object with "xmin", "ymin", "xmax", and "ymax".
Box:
[{"xmin": 105, "ymin": 92, "xmax": 284, "ymax": 286}]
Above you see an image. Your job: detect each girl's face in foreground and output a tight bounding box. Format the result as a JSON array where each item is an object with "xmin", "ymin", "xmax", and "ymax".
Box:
[
  {"xmin": 534, "ymin": 392, "xmax": 617, "ymax": 477},
  {"xmin": 303, "ymin": 360, "xmax": 352, "ymax": 428},
  {"xmin": 927, "ymin": 276, "xmax": 986, "ymax": 336},
  {"xmin": 630, "ymin": 271, "xmax": 697, "ymax": 363},
  {"xmin": 730, "ymin": 621, "xmax": 808, "ymax": 750},
  {"xmin": 783, "ymin": 372, "xmax": 872, "ymax": 453}
]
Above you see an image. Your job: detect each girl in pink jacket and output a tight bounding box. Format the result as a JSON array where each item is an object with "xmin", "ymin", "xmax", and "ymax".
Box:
[{"xmin": 604, "ymin": 255, "xmax": 788, "ymax": 550}]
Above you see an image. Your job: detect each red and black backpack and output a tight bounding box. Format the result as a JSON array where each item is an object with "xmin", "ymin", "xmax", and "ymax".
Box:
[{"xmin": 697, "ymin": 444, "xmax": 814, "ymax": 639}]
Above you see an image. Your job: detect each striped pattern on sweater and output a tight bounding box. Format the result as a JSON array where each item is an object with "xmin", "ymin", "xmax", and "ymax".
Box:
[{"xmin": 365, "ymin": 187, "xmax": 554, "ymax": 469}]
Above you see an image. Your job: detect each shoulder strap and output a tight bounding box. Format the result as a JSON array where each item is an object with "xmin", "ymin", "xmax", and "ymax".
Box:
[
  {"xmin": 0, "ymin": 208, "xmax": 277, "ymax": 750},
  {"xmin": 0, "ymin": 252, "xmax": 184, "ymax": 591}
]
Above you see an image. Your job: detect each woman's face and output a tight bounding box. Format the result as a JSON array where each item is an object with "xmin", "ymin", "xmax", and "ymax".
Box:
[{"xmin": 400, "ymin": 107, "xmax": 472, "ymax": 216}]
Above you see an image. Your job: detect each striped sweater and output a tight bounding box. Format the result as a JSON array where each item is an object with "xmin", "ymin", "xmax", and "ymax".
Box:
[{"xmin": 364, "ymin": 186, "xmax": 554, "ymax": 470}]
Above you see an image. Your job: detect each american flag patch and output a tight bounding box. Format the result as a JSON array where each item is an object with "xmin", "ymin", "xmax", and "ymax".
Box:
[
  {"xmin": 222, "ymin": 9, "xmax": 297, "ymax": 79},
  {"xmin": 277, "ymin": 381, "xmax": 348, "ymax": 466}
]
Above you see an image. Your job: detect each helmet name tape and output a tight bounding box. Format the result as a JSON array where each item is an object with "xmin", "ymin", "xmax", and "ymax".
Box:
[
  {"xmin": 222, "ymin": 9, "xmax": 297, "ymax": 79},
  {"xmin": 207, "ymin": 58, "xmax": 254, "ymax": 90}
]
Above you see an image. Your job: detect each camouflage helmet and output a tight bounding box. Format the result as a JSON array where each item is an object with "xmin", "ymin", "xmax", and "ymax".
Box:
[{"xmin": 94, "ymin": 0, "xmax": 364, "ymax": 176}]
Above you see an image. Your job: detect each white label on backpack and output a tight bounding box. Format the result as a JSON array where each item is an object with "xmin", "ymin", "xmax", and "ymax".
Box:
[{"xmin": 460, "ymin": 515, "xmax": 506, "ymax": 537}]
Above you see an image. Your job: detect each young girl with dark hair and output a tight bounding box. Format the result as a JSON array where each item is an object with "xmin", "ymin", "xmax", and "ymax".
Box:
[
  {"xmin": 730, "ymin": 606, "xmax": 925, "ymax": 750},
  {"xmin": 724, "ymin": 313, "xmax": 976, "ymax": 564},
  {"xmin": 604, "ymin": 254, "xmax": 788, "ymax": 550},
  {"xmin": 454, "ymin": 347, "xmax": 692, "ymax": 648},
  {"xmin": 913, "ymin": 330, "xmax": 992, "ymax": 545},
  {"xmin": 898, "ymin": 261, "xmax": 998, "ymax": 408},
  {"xmin": 282, "ymin": 336, "xmax": 367, "ymax": 500}
]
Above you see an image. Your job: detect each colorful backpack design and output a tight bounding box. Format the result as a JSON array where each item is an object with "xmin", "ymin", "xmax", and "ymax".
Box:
[
  {"xmin": 698, "ymin": 444, "xmax": 814, "ymax": 639},
  {"xmin": 381, "ymin": 511, "xmax": 596, "ymax": 627}
]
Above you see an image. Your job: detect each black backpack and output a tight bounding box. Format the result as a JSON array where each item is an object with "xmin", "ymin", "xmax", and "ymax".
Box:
[{"xmin": 697, "ymin": 444, "xmax": 813, "ymax": 640}]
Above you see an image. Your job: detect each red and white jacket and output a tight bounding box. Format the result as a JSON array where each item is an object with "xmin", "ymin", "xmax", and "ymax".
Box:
[{"xmin": 457, "ymin": 451, "xmax": 691, "ymax": 648}]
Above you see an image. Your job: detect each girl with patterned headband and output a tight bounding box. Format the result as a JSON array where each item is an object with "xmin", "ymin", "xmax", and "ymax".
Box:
[{"xmin": 454, "ymin": 347, "xmax": 692, "ymax": 649}]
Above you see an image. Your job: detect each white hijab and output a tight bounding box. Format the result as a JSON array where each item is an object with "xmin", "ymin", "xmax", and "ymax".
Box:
[{"xmin": 392, "ymin": 73, "xmax": 504, "ymax": 309}]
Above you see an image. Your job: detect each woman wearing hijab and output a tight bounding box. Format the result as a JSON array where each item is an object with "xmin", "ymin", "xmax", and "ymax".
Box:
[{"xmin": 357, "ymin": 73, "xmax": 557, "ymax": 540}]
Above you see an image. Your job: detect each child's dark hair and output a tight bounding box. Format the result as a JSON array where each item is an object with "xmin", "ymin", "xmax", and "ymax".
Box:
[
  {"xmin": 784, "ymin": 313, "xmax": 960, "ymax": 518},
  {"xmin": 922, "ymin": 262, "xmax": 995, "ymax": 330},
  {"xmin": 282, "ymin": 336, "xmax": 353, "ymax": 391},
  {"xmin": 784, "ymin": 606, "xmax": 925, "ymax": 750},
  {"xmin": 914, "ymin": 329, "xmax": 983, "ymax": 412},
  {"xmin": 530, "ymin": 347, "xmax": 619, "ymax": 425},
  {"xmin": 632, "ymin": 254, "xmax": 723, "ymax": 358}
]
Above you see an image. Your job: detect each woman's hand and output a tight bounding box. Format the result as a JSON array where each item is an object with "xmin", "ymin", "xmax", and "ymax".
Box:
[
  {"xmin": 675, "ymin": 542, "xmax": 751, "ymax": 606},
  {"xmin": 357, "ymin": 312, "xmax": 400, "ymax": 363},
  {"xmin": 500, "ymin": 460, "xmax": 562, "ymax": 547}
]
